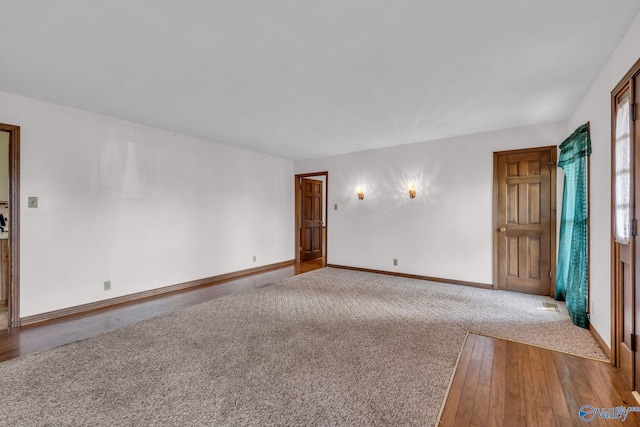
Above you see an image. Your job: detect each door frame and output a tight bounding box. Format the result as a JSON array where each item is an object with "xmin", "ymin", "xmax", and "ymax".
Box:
[
  {"xmin": 295, "ymin": 171, "xmax": 328, "ymax": 265},
  {"xmin": 611, "ymin": 56, "xmax": 640, "ymax": 374},
  {"xmin": 0, "ymin": 123, "xmax": 20, "ymax": 328},
  {"xmin": 492, "ymin": 146, "xmax": 557, "ymax": 295}
]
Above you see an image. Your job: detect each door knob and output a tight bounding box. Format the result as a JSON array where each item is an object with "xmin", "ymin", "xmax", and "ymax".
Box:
[{"xmin": 498, "ymin": 227, "xmax": 506, "ymax": 232}]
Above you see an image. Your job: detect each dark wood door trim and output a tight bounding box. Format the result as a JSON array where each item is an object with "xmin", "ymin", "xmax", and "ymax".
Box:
[
  {"xmin": 492, "ymin": 145, "xmax": 557, "ymax": 295},
  {"xmin": 295, "ymin": 172, "xmax": 328, "ymax": 265},
  {"xmin": 611, "ymin": 57, "xmax": 640, "ymax": 380},
  {"xmin": 0, "ymin": 123, "xmax": 20, "ymax": 328}
]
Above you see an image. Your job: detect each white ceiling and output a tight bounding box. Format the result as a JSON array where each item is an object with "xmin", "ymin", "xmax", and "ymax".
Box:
[{"xmin": 1, "ymin": 1, "xmax": 639, "ymax": 160}]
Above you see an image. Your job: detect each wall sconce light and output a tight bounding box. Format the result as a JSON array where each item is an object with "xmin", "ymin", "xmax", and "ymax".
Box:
[
  {"xmin": 407, "ymin": 182, "xmax": 416, "ymax": 199},
  {"xmin": 356, "ymin": 186, "xmax": 365, "ymax": 200}
]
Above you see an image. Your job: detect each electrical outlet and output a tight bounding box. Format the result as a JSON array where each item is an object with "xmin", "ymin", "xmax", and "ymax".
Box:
[
  {"xmin": 28, "ymin": 196, "xmax": 38, "ymax": 208},
  {"xmin": 393, "ymin": 259, "xmax": 398, "ymax": 266},
  {"xmin": 104, "ymin": 280, "xmax": 111, "ymax": 291},
  {"xmin": 253, "ymin": 255, "xmax": 256, "ymax": 262}
]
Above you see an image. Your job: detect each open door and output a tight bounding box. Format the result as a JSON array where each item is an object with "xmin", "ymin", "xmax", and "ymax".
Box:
[
  {"xmin": 300, "ymin": 178, "xmax": 323, "ymax": 261},
  {"xmin": 0, "ymin": 123, "xmax": 20, "ymax": 329},
  {"xmin": 612, "ymin": 59, "xmax": 640, "ymax": 389},
  {"xmin": 295, "ymin": 172, "xmax": 327, "ymax": 265}
]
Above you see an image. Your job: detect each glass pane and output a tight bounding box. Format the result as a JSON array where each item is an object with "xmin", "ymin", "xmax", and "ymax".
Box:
[{"xmin": 615, "ymin": 93, "xmax": 631, "ymax": 244}]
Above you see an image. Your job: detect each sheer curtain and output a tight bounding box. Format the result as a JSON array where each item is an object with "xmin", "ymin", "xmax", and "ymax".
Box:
[
  {"xmin": 615, "ymin": 94, "xmax": 631, "ymax": 244},
  {"xmin": 555, "ymin": 123, "xmax": 591, "ymax": 328}
]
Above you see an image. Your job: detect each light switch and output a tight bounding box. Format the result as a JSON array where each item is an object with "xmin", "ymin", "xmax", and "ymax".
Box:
[{"xmin": 28, "ymin": 197, "xmax": 38, "ymax": 208}]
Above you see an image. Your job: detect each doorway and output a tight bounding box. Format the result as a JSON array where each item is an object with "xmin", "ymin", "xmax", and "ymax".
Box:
[
  {"xmin": 611, "ymin": 58, "xmax": 640, "ymax": 389},
  {"xmin": 0, "ymin": 123, "xmax": 20, "ymax": 329},
  {"xmin": 295, "ymin": 172, "xmax": 328, "ymax": 271},
  {"xmin": 493, "ymin": 146, "xmax": 557, "ymax": 296}
]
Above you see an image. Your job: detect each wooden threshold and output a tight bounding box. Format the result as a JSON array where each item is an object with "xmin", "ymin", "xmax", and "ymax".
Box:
[
  {"xmin": 296, "ymin": 257, "xmax": 326, "ymax": 274},
  {"xmin": 20, "ymin": 260, "xmax": 294, "ymax": 326},
  {"xmin": 438, "ymin": 333, "xmax": 640, "ymax": 426},
  {"xmin": 589, "ymin": 323, "xmax": 612, "ymax": 360},
  {"xmin": 327, "ymin": 264, "xmax": 492, "ymax": 289}
]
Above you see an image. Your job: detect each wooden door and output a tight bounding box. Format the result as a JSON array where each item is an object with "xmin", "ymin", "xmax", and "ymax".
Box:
[
  {"xmin": 301, "ymin": 178, "xmax": 323, "ymax": 261},
  {"xmin": 494, "ymin": 147, "xmax": 555, "ymax": 295},
  {"xmin": 613, "ymin": 65, "xmax": 640, "ymax": 388},
  {"xmin": 633, "ymin": 70, "xmax": 640, "ymax": 391},
  {"xmin": 618, "ymin": 208, "xmax": 635, "ymax": 387}
]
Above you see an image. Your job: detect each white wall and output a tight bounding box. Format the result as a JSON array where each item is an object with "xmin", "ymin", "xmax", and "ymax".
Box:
[
  {"xmin": 568, "ymin": 12, "xmax": 640, "ymax": 347},
  {"xmin": 295, "ymin": 121, "xmax": 567, "ymax": 284},
  {"xmin": 0, "ymin": 91, "xmax": 294, "ymax": 317}
]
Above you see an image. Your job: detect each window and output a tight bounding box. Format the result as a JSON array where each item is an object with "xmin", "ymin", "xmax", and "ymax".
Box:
[{"xmin": 615, "ymin": 91, "xmax": 631, "ymax": 244}]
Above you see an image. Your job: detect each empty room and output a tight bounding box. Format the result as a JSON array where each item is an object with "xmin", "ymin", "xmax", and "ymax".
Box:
[{"xmin": 2, "ymin": 1, "xmax": 640, "ymax": 426}]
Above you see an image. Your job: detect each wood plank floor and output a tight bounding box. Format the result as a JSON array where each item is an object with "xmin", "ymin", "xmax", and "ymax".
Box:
[
  {"xmin": 439, "ymin": 333, "xmax": 640, "ymax": 427},
  {"xmin": 296, "ymin": 256, "xmax": 326, "ymax": 274}
]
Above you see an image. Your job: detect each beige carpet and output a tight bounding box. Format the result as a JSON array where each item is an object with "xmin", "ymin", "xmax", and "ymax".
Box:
[
  {"xmin": 467, "ymin": 285, "xmax": 607, "ymax": 360},
  {"xmin": 0, "ymin": 268, "xmax": 605, "ymax": 426}
]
